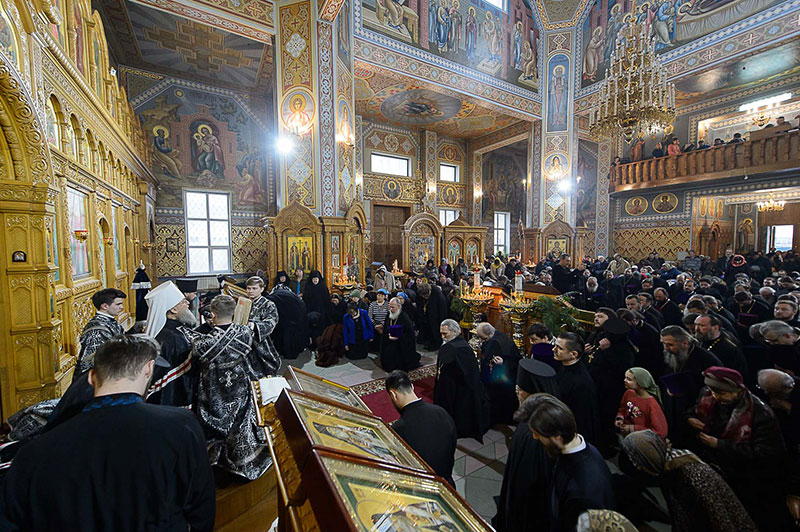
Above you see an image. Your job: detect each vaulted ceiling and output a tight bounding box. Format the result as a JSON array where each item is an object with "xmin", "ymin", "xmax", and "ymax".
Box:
[
  {"xmin": 354, "ymin": 66, "xmax": 523, "ymax": 139},
  {"xmin": 92, "ymin": 0, "xmax": 273, "ymax": 93}
]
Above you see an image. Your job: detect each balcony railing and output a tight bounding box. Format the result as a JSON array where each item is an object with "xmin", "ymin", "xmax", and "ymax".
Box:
[{"xmin": 610, "ymin": 129, "xmax": 800, "ymax": 192}]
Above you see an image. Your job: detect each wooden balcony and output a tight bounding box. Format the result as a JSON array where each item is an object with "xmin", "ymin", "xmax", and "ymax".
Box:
[{"xmin": 610, "ymin": 129, "xmax": 800, "ymax": 192}]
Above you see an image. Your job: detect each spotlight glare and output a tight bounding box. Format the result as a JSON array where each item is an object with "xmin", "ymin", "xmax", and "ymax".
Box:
[
  {"xmin": 557, "ymin": 180, "xmax": 571, "ymax": 192},
  {"xmin": 276, "ymin": 136, "xmax": 294, "ymax": 154}
]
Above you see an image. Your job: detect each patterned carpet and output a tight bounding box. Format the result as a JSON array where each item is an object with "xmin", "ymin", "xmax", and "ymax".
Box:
[{"xmin": 350, "ymin": 363, "xmax": 437, "ymax": 396}]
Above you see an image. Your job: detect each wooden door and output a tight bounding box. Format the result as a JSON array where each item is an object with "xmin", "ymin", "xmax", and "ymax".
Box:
[{"xmin": 371, "ymin": 205, "xmax": 408, "ymax": 267}]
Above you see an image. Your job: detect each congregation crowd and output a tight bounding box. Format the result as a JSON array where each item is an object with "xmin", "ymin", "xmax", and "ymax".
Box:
[{"xmin": 0, "ymin": 242, "xmax": 799, "ymax": 531}]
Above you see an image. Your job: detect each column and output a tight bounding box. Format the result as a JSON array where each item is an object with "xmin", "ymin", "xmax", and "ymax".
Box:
[
  {"xmin": 421, "ymin": 129, "xmax": 438, "ymax": 213},
  {"xmin": 274, "ymin": 0, "xmax": 350, "ymax": 216},
  {"xmin": 539, "ymin": 30, "xmax": 578, "ymax": 227}
]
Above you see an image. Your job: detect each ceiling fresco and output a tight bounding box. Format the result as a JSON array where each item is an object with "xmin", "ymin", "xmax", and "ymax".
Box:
[
  {"xmin": 354, "ymin": 68, "xmax": 521, "ymax": 138},
  {"xmin": 674, "ymin": 40, "xmax": 800, "ymax": 107},
  {"xmin": 93, "ymin": 0, "xmax": 272, "ymax": 92}
]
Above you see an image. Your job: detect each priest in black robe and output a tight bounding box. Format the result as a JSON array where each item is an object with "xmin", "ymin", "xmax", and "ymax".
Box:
[
  {"xmin": 73, "ymin": 288, "xmax": 127, "ymax": 382},
  {"xmin": 190, "ymin": 295, "xmax": 271, "ymax": 480},
  {"xmin": 434, "ymin": 319, "xmax": 489, "ymax": 441},
  {"xmin": 476, "ymin": 322, "xmax": 520, "ymax": 426},
  {"xmin": 527, "ymin": 395, "xmax": 615, "ymax": 531},
  {"xmin": 381, "ymin": 297, "xmax": 421, "ymax": 371},
  {"xmin": 267, "ymin": 284, "xmax": 309, "ymax": 359},
  {"xmin": 494, "ymin": 359, "xmax": 559, "ymax": 532},
  {"xmin": 553, "ymin": 332, "xmax": 600, "ymax": 445},
  {"xmin": 1, "ymin": 335, "xmax": 216, "ymax": 531},
  {"xmin": 585, "ymin": 318, "xmax": 635, "ymax": 454},
  {"xmin": 417, "ymin": 282, "xmax": 449, "ymax": 350},
  {"xmin": 144, "ymin": 281, "xmax": 196, "ymax": 408},
  {"xmin": 245, "ymin": 276, "xmax": 281, "ymax": 376}
]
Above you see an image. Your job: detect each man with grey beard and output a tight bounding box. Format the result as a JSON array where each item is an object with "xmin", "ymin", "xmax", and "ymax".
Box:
[
  {"xmin": 144, "ymin": 281, "xmax": 198, "ymax": 407},
  {"xmin": 380, "ymin": 297, "xmax": 420, "ymax": 372},
  {"xmin": 659, "ymin": 325, "xmax": 720, "ymax": 447}
]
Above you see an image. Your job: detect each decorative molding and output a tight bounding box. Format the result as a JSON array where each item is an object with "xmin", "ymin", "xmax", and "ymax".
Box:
[
  {"xmin": 353, "ymin": 40, "xmax": 541, "ymax": 119},
  {"xmin": 318, "ymin": 22, "xmax": 336, "ymax": 215},
  {"xmin": 129, "ymin": 0, "xmax": 274, "ymax": 41}
]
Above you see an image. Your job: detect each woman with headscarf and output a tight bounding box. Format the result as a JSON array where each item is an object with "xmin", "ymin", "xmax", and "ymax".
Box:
[
  {"xmin": 493, "ymin": 359, "xmax": 559, "ymax": 532},
  {"xmin": 303, "ymin": 270, "xmax": 331, "ymax": 350},
  {"xmin": 615, "ymin": 367, "xmax": 667, "ymax": 440},
  {"xmin": 621, "ymin": 430, "xmax": 758, "ymax": 532},
  {"xmin": 273, "ymin": 270, "xmax": 290, "ymax": 290}
]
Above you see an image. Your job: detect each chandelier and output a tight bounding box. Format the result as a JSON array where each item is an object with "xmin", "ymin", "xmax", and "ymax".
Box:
[
  {"xmin": 589, "ymin": 4, "xmax": 675, "ymax": 143},
  {"xmin": 757, "ymin": 194, "xmax": 786, "ymax": 212}
]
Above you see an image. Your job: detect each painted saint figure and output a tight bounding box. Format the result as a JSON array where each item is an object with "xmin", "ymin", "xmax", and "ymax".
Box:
[
  {"xmin": 464, "ymin": 7, "xmax": 477, "ymax": 61},
  {"xmin": 436, "ymin": 0, "xmax": 451, "ymax": 52},
  {"xmin": 513, "ymin": 21, "xmax": 523, "ymax": 70},
  {"xmin": 548, "ymin": 65, "xmax": 568, "ymax": 129},
  {"xmin": 153, "ymin": 126, "xmax": 182, "ymax": 179},
  {"xmin": 583, "ymin": 27, "xmax": 604, "ymax": 81},
  {"xmin": 483, "ymin": 12, "xmax": 501, "ymax": 62},
  {"xmin": 521, "ymin": 41, "xmax": 537, "ymax": 80},
  {"xmin": 448, "ymin": 0, "xmax": 463, "ymax": 54}
]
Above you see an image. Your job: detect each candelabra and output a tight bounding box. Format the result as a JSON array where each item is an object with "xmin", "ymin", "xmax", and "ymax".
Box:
[
  {"xmin": 589, "ymin": 4, "xmax": 675, "ymax": 143},
  {"xmin": 500, "ymin": 291, "xmax": 536, "ymax": 351},
  {"xmin": 461, "ymin": 287, "xmax": 495, "ymax": 351}
]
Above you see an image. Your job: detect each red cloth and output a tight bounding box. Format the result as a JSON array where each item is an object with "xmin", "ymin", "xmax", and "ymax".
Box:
[
  {"xmin": 617, "ymin": 389, "xmax": 668, "ymax": 439},
  {"xmin": 667, "ymin": 144, "xmax": 682, "ymax": 156}
]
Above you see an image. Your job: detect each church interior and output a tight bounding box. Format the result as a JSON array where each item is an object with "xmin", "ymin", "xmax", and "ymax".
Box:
[{"xmin": 1, "ymin": 0, "xmax": 800, "ymax": 528}]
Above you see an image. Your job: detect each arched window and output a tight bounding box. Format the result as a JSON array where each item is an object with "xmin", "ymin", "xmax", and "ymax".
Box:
[
  {"xmin": 45, "ymin": 96, "xmax": 61, "ymax": 148},
  {"xmin": 0, "ymin": 1, "xmax": 20, "ymax": 67},
  {"xmin": 69, "ymin": 115, "xmax": 82, "ymax": 162}
]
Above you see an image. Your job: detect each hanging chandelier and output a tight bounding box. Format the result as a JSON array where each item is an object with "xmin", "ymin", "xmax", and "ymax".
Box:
[
  {"xmin": 589, "ymin": 3, "xmax": 676, "ymax": 143},
  {"xmin": 757, "ymin": 194, "xmax": 786, "ymax": 213}
]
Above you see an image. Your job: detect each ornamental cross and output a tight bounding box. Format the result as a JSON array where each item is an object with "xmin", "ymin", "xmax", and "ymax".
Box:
[{"xmin": 220, "ymin": 370, "xmax": 234, "ymax": 387}]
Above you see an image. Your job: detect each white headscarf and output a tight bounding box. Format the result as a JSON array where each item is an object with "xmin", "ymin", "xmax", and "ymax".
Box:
[{"xmin": 144, "ymin": 281, "xmax": 186, "ymax": 338}]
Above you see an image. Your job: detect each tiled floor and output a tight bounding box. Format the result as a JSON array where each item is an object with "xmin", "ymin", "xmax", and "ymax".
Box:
[{"xmin": 282, "ymin": 346, "xmax": 672, "ymax": 529}]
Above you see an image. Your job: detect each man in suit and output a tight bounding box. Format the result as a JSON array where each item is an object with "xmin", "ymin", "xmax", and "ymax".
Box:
[
  {"xmin": 434, "ymin": 319, "xmax": 489, "ymax": 441},
  {"xmin": 385, "ymin": 370, "xmax": 457, "ymax": 484}
]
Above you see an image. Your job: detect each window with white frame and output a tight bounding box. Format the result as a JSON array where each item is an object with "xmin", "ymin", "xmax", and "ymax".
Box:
[
  {"xmin": 494, "ymin": 212, "xmax": 510, "ymax": 255},
  {"xmin": 439, "ymin": 163, "xmax": 459, "ymax": 182},
  {"xmin": 371, "ymin": 152, "xmax": 410, "ymax": 177},
  {"xmin": 185, "ymin": 191, "xmax": 231, "ymax": 274},
  {"xmin": 485, "ymin": 0, "xmax": 504, "ymax": 10},
  {"xmin": 439, "ymin": 208, "xmax": 458, "ymax": 227}
]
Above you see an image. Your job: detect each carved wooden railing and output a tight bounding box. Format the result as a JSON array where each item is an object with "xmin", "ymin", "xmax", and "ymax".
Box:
[{"xmin": 610, "ymin": 129, "xmax": 800, "ymax": 191}]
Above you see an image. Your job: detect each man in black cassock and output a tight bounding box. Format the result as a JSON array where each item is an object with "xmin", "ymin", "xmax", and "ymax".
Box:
[
  {"xmin": 267, "ymin": 283, "xmax": 309, "ymax": 359},
  {"xmin": 245, "ymin": 276, "xmax": 281, "ymax": 376},
  {"xmin": 381, "ymin": 297, "xmax": 421, "ymax": 372},
  {"xmin": 417, "ymin": 282, "xmax": 448, "ymax": 350},
  {"xmin": 1, "ymin": 335, "xmax": 215, "ymax": 531},
  {"xmin": 552, "ymin": 332, "xmax": 600, "ymax": 445},
  {"xmin": 654, "ymin": 287, "xmax": 683, "ymax": 327},
  {"xmin": 190, "ymin": 295, "xmax": 271, "ymax": 481},
  {"xmin": 584, "ymin": 318, "xmax": 635, "ymax": 454},
  {"xmin": 527, "ymin": 395, "xmax": 615, "ymax": 532},
  {"xmin": 175, "ymin": 277, "xmax": 199, "ymax": 321},
  {"xmin": 385, "ymin": 370, "xmax": 456, "ymax": 484},
  {"xmin": 494, "ymin": 359, "xmax": 559, "ymax": 532},
  {"xmin": 73, "ymin": 288, "xmax": 127, "ymax": 382},
  {"xmin": 476, "ymin": 322, "xmax": 521, "ymax": 426},
  {"xmin": 434, "ymin": 319, "xmax": 489, "ymax": 441},
  {"xmin": 552, "ymin": 254, "xmax": 585, "ymax": 294},
  {"xmin": 144, "ymin": 281, "xmax": 197, "ymax": 408}
]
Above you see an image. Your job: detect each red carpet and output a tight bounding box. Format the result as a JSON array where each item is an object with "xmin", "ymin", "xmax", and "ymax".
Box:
[{"xmin": 352, "ymin": 364, "xmax": 436, "ymax": 424}]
